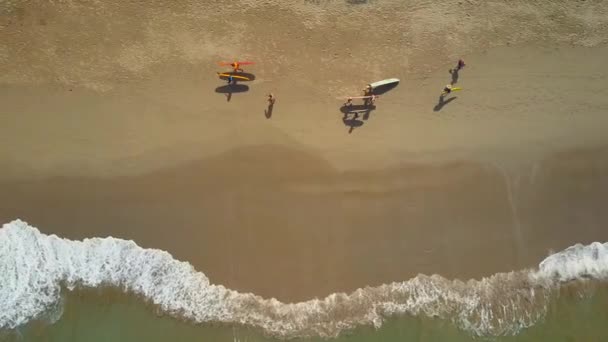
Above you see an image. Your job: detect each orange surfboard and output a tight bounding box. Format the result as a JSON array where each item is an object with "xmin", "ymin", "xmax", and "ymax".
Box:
[{"xmin": 218, "ymin": 61, "xmax": 255, "ymax": 66}]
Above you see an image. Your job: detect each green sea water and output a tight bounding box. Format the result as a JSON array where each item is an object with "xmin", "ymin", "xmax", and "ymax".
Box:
[{"xmin": 4, "ymin": 284, "xmax": 608, "ymax": 342}]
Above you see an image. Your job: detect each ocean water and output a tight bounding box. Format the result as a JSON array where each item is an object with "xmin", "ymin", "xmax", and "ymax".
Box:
[
  {"xmin": 1, "ymin": 220, "xmax": 608, "ymax": 341},
  {"xmin": 2, "ymin": 284, "xmax": 608, "ymax": 342}
]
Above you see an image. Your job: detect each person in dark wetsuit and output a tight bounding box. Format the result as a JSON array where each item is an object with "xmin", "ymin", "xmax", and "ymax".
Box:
[{"xmin": 456, "ymin": 59, "xmax": 466, "ymax": 71}]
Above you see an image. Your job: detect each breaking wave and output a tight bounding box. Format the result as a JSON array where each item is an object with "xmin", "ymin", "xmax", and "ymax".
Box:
[{"xmin": 1, "ymin": 220, "xmax": 607, "ymax": 338}]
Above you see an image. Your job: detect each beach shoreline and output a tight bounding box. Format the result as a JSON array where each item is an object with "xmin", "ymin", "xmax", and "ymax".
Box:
[{"xmin": 2, "ymin": 141, "xmax": 607, "ymax": 302}]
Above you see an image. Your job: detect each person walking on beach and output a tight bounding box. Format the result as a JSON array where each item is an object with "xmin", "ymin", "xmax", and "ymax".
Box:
[
  {"xmin": 344, "ymin": 97, "xmax": 353, "ymax": 109},
  {"xmin": 455, "ymin": 59, "xmax": 465, "ymax": 71},
  {"xmin": 449, "ymin": 59, "xmax": 466, "ymax": 85},
  {"xmin": 441, "ymin": 84, "xmax": 462, "ymax": 96},
  {"xmin": 363, "ymin": 94, "xmax": 377, "ymax": 107},
  {"xmin": 442, "ymin": 84, "xmax": 453, "ymax": 96},
  {"xmin": 362, "ymin": 85, "xmax": 374, "ymax": 106},
  {"xmin": 267, "ymin": 93, "xmax": 276, "ymax": 106},
  {"xmin": 227, "ymin": 74, "xmax": 235, "ymax": 85},
  {"xmin": 369, "ymin": 94, "xmax": 377, "ymax": 106}
]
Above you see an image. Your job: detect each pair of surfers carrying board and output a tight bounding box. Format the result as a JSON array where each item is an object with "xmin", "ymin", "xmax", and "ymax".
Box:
[
  {"xmin": 339, "ymin": 78, "xmax": 401, "ymax": 107},
  {"xmin": 217, "ymin": 61, "xmax": 254, "ymax": 84},
  {"xmin": 340, "ymin": 95, "xmax": 379, "ymax": 108}
]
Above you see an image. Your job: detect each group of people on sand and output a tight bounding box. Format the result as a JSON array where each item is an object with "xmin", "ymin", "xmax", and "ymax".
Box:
[
  {"xmin": 221, "ymin": 62, "xmax": 277, "ymax": 108},
  {"xmin": 343, "ymin": 59, "xmax": 465, "ymax": 112},
  {"xmin": 224, "ymin": 58, "xmax": 466, "ymax": 118}
]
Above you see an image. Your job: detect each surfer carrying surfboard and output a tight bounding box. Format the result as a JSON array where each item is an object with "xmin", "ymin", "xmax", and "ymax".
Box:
[
  {"xmin": 230, "ymin": 62, "xmax": 243, "ymax": 73},
  {"xmin": 369, "ymin": 94, "xmax": 377, "ymax": 106},
  {"xmin": 441, "ymin": 84, "xmax": 462, "ymax": 96},
  {"xmin": 344, "ymin": 97, "xmax": 353, "ymax": 108},
  {"xmin": 442, "ymin": 84, "xmax": 453, "ymax": 96},
  {"xmin": 363, "ymin": 94, "xmax": 378, "ymax": 107},
  {"xmin": 218, "ymin": 61, "xmax": 253, "ymax": 72}
]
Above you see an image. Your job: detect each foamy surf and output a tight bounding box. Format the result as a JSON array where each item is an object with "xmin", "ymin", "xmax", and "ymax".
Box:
[{"xmin": 1, "ymin": 220, "xmax": 607, "ymax": 339}]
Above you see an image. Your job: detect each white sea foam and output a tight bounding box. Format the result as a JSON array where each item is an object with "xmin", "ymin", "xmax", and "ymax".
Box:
[
  {"xmin": 1, "ymin": 220, "xmax": 607, "ymax": 338},
  {"xmin": 536, "ymin": 242, "xmax": 608, "ymax": 282}
]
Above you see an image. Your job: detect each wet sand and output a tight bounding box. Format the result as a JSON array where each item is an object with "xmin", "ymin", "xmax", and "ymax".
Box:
[
  {"xmin": 2, "ymin": 143, "xmax": 608, "ymax": 301},
  {"xmin": 2, "ymin": 0, "xmax": 608, "ymax": 302}
]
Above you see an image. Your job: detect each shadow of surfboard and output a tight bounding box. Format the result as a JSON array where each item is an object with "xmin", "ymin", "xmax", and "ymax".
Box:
[
  {"xmin": 433, "ymin": 96, "xmax": 457, "ymax": 112},
  {"xmin": 215, "ymin": 84, "xmax": 249, "ymax": 94},
  {"xmin": 339, "ymin": 104, "xmax": 376, "ymax": 114},
  {"xmin": 342, "ymin": 117, "xmax": 364, "ymax": 134}
]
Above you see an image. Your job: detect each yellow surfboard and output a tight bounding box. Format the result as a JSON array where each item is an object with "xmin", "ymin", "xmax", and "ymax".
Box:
[
  {"xmin": 217, "ymin": 72, "xmax": 251, "ymax": 81},
  {"xmin": 442, "ymin": 87, "xmax": 462, "ymax": 95}
]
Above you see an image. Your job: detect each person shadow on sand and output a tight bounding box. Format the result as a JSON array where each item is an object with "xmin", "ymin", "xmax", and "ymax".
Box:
[
  {"xmin": 264, "ymin": 93, "xmax": 276, "ymax": 118},
  {"xmin": 449, "ymin": 68, "xmax": 460, "ymax": 85},
  {"xmin": 340, "ymin": 101, "xmax": 376, "ymax": 133},
  {"xmin": 449, "ymin": 59, "xmax": 465, "ymax": 85},
  {"xmin": 342, "ymin": 115, "xmax": 364, "ymax": 134},
  {"xmin": 265, "ymin": 103, "xmax": 274, "ymax": 118},
  {"xmin": 434, "ymin": 95, "xmax": 457, "ymax": 112}
]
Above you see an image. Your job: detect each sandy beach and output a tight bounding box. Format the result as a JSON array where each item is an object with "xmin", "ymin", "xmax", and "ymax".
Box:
[{"xmin": 2, "ymin": 0, "xmax": 608, "ymax": 307}]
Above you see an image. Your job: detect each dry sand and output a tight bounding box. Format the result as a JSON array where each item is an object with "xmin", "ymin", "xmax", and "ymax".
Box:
[{"xmin": 1, "ymin": 0, "xmax": 608, "ymax": 301}]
